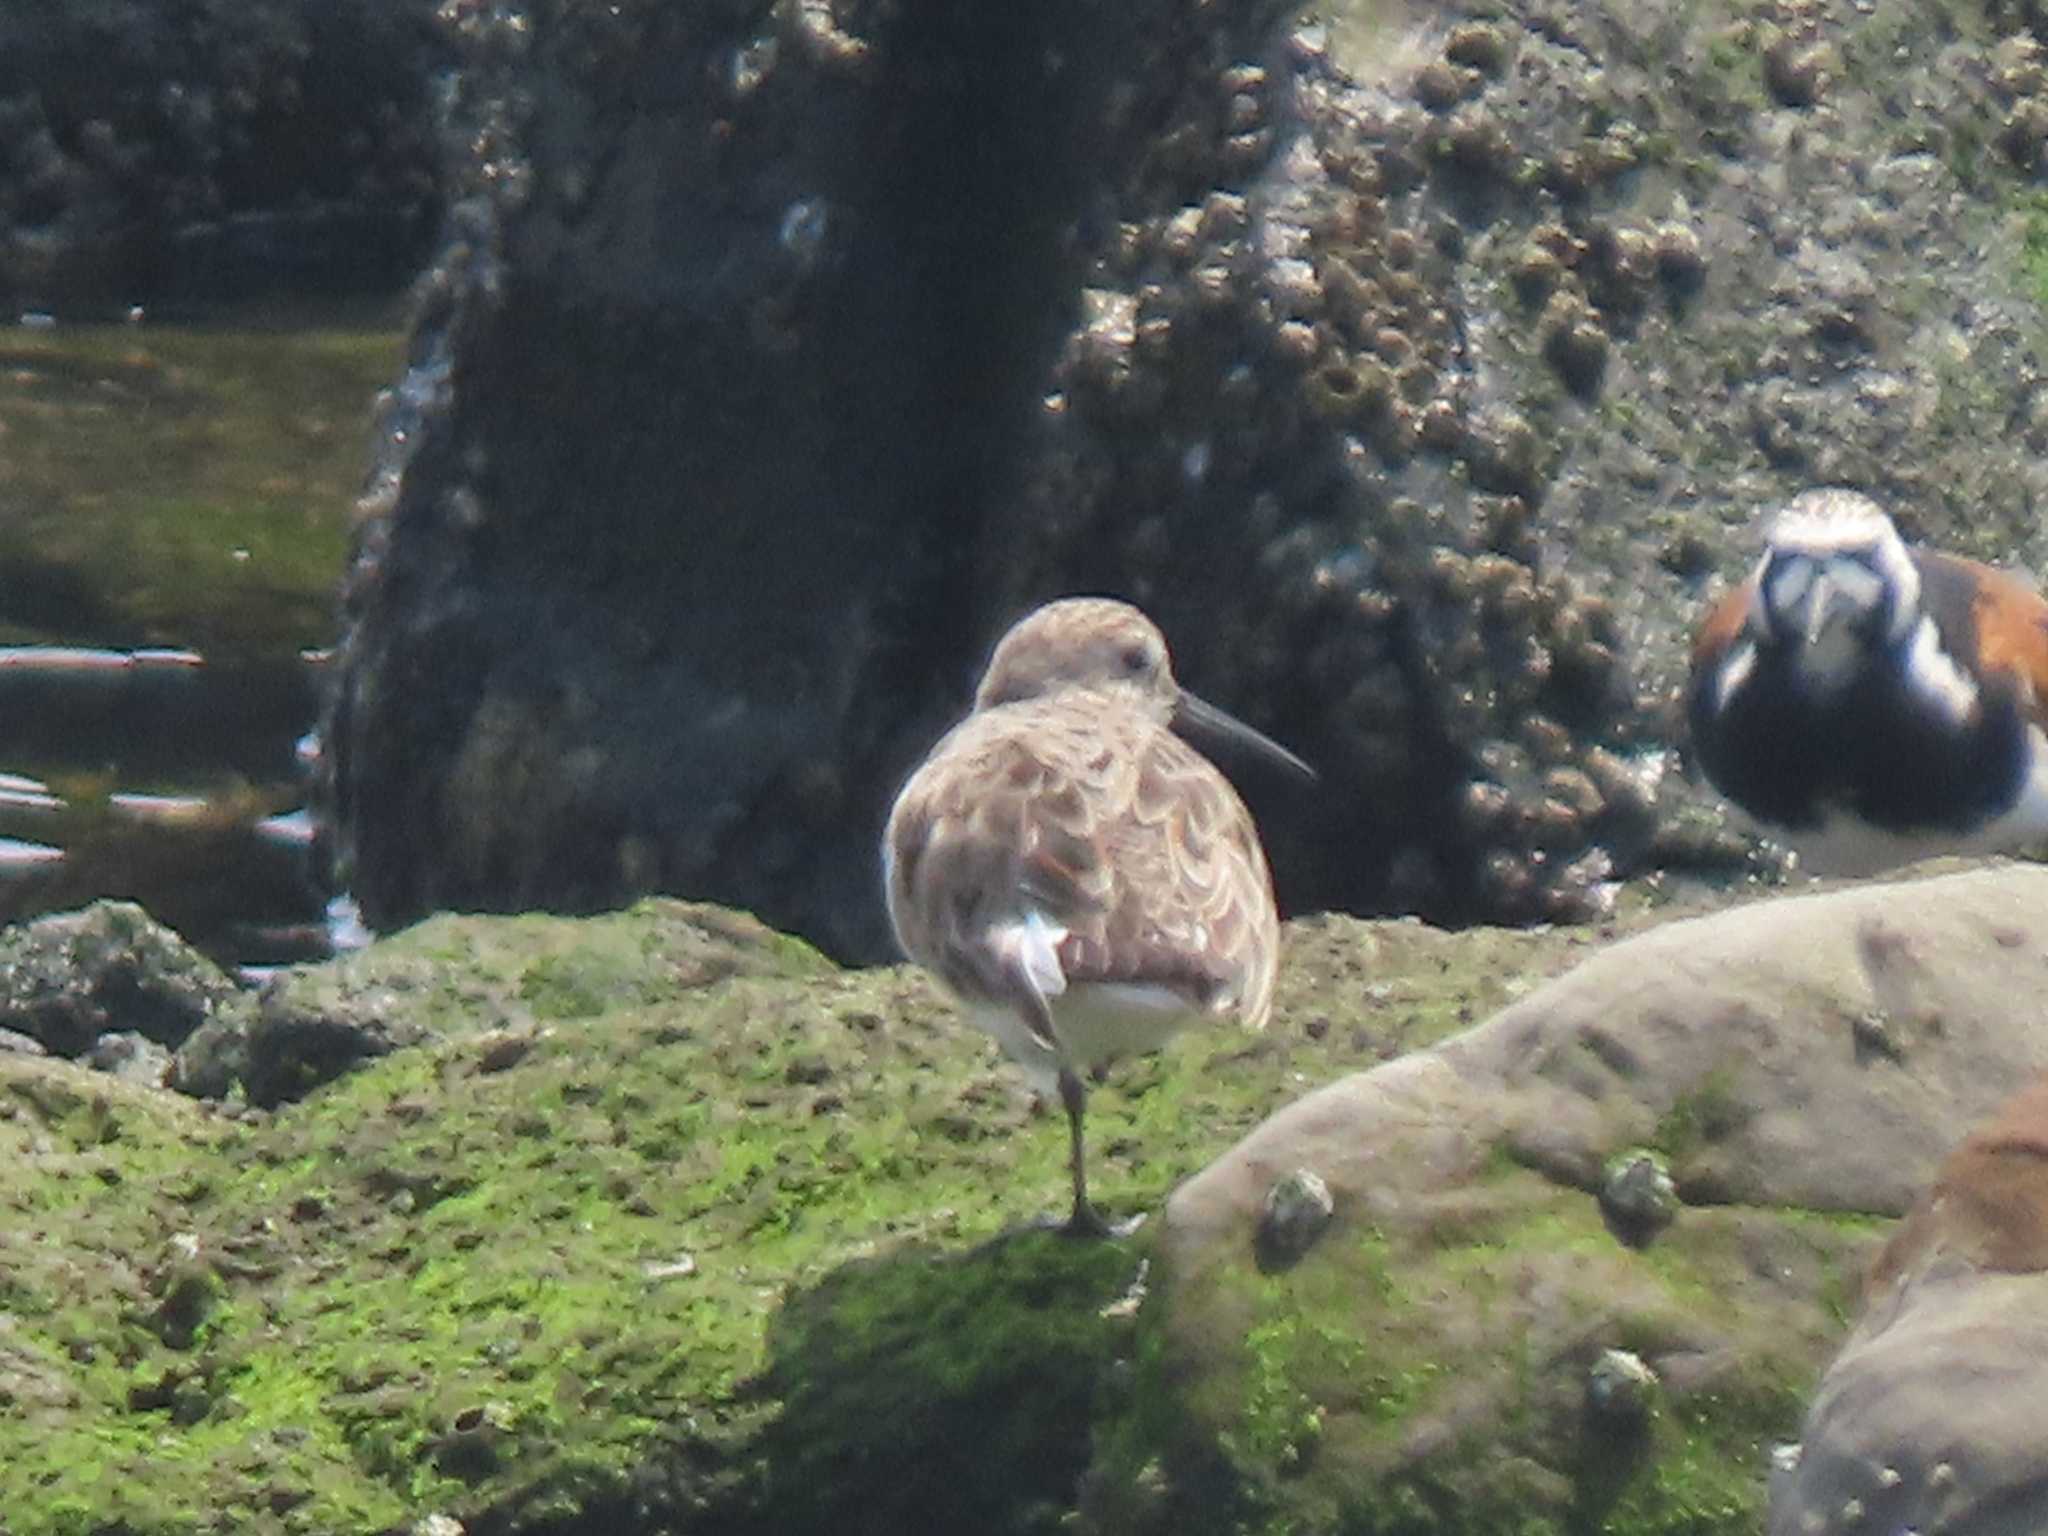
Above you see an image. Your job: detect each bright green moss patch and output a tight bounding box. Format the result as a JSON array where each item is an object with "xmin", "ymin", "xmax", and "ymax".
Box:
[{"xmin": 0, "ymin": 892, "xmax": 1808, "ymax": 1535}]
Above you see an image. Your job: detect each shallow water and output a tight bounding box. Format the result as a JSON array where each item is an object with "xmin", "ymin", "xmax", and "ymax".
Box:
[{"xmin": 0, "ymin": 300, "xmax": 407, "ymax": 970}]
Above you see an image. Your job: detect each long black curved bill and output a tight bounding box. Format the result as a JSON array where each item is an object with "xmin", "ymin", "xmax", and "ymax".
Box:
[{"xmin": 1173, "ymin": 690, "xmax": 1317, "ymax": 784}]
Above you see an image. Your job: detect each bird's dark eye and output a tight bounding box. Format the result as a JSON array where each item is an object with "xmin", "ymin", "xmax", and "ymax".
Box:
[{"xmin": 1123, "ymin": 645, "xmax": 1150, "ymax": 673}]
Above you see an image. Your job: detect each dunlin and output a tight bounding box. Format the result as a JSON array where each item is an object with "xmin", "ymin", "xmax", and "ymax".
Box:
[
  {"xmin": 1689, "ymin": 488, "xmax": 2048, "ymax": 873},
  {"xmin": 883, "ymin": 597, "xmax": 1310, "ymax": 1236}
]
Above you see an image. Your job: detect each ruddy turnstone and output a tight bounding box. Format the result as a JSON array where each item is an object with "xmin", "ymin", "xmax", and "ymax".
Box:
[
  {"xmin": 1688, "ymin": 488, "xmax": 2048, "ymax": 874},
  {"xmin": 883, "ymin": 597, "xmax": 1310, "ymax": 1237}
]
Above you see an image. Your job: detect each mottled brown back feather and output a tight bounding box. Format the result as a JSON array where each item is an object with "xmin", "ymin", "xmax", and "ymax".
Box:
[{"xmin": 884, "ymin": 687, "xmax": 1279, "ymax": 1029}]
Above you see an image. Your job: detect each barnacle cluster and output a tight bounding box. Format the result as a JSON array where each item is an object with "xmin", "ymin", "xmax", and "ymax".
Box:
[
  {"xmin": 994, "ymin": 10, "xmax": 1725, "ymax": 924},
  {"xmin": 1275, "ymin": 18, "xmax": 1700, "ymax": 920}
]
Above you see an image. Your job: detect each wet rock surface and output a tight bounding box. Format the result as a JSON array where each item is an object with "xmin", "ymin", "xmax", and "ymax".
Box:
[
  {"xmin": 0, "ymin": 0, "xmax": 446, "ymax": 309},
  {"xmin": 0, "ymin": 900, "xmax": 244, "ymax": 1059},
  {"xmin": 1110, "ymin": 864, "xmax": 2048, "ymax": 1534},
  {"xmin": 1769, "ymin": 1070, "xmax": 2048, "ymax": 1536},
  {"xmin": 328, "ymin": 0, "xmax": 2048, "ymax": 957}
]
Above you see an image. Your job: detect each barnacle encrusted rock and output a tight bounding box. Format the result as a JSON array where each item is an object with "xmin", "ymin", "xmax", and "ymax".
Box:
[
  {"xmin": 1600, "ymin": 1147, "xmax": 1680, "ymax": 1246},
  {"xmin": 1587, "ymin": 1347, "xmax": 1659, "ymax": 1426},
  {"xmin": 327, "ymin": 0, "xmax": 2048, "ymax": 955},
  {"xmin": 0, "ymin": 0, "xmax": 441, "ymax": 308}
]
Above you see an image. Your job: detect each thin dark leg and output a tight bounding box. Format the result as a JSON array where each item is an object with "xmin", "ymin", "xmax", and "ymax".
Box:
[{"xmin": 1058, "ymin": 1067, "xmax": 1113, "ymax": 1239}]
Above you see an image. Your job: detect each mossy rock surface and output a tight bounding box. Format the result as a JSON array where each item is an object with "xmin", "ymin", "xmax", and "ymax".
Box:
[
  {"xmin": 13, "ymin": 872, "xmax": 2035, "ymax": 1533},
  {"xmin": 0, "ymin": 893, "xmax": 1622, "ymax": 1535}
]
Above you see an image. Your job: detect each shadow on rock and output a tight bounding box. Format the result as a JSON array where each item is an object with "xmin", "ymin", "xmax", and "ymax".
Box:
[{"xmin": 744, "ymin": 1230, "xmax": 1141, "ymax": 1536}]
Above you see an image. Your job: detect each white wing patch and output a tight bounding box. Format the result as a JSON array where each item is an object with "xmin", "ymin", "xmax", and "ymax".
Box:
[
  {"xmin": 988, "ymin": 910, "xmax": 1070, "ymax": 1000},
  {"xmin": 1900, "ymin": 616, "xmax": 1979, "ymax": 726},
  {"xmin": 1712, "ymin": 640, "xmax": 1759, "ymax": 714}
]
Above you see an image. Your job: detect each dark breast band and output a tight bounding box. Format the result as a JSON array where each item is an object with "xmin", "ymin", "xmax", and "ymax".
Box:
[{"xmin": 1689, "ymin": 554, "xmax": 2030, "ymax": 833}]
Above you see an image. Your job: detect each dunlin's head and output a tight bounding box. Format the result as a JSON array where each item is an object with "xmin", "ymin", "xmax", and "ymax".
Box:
[
  {"xmin": 974, "ymin": 598, "xmax": 1174, "ymax": 713},
  {"xmin": 974, "ymin": 597, "xmax": 1314, "ymax": 781}
]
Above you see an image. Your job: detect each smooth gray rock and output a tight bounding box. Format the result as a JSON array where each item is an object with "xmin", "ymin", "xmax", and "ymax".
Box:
[
  {"xmin": 1105, "ymin": 866, "xmax": 2048, "ymax": 1533},
  {"xmin": 1770, "ymin": 1072, "xmax": 2048, "ymax": 1536},
  {"xmin": 1175, "ymin": 866, "xmax": 2048, "ymax": 1243}
]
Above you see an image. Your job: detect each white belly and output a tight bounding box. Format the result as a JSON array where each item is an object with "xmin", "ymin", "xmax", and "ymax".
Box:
[
  {"xmin": 1774, "ymin": 765, "xmax": 2048, "ymax": 875},
  {"xmin": 968, "ymin": 981, "xmax": 1205, "ymax": 1093}
]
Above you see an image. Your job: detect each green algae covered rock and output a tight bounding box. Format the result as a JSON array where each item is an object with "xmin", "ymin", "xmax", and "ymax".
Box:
[
  {"xmin": 171, "ymin": 900, "xmax": 823, "ymax": 1105},
  {"xmin": 10, "ymin": 873, "xmax": 2038, "ymax": 1534},
  {"xmin": 0, "ymin": 895, "xmax": 1593, "ymax": 1535}
]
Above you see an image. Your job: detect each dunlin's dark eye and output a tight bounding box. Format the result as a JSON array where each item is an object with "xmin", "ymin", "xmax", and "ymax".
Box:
[{"xmin": 1122, "ymin": 645, "xmax": 1150, "ymax": 673}]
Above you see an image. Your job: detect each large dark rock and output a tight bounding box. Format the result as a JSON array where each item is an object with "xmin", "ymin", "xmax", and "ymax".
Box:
[
  {"xmin": 325, "ymin": 0, "xmax": 1297, "ymax": 960},
  {"xmin": 0, "ymin": 0, "xmax": 446, "ymax": 309},
  {"xmin": 0, "ymin": 900, "xmax": 244, "ymax": 1058},
  {"xmin": 325, "ymin": 0, "xmax": 2048, "ymax": 960}
]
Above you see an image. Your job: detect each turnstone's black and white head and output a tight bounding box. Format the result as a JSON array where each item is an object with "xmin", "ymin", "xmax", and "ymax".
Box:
[{"xmin": 1688, "ymin": 488, "xmax": 2048, "ymax": 875}]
